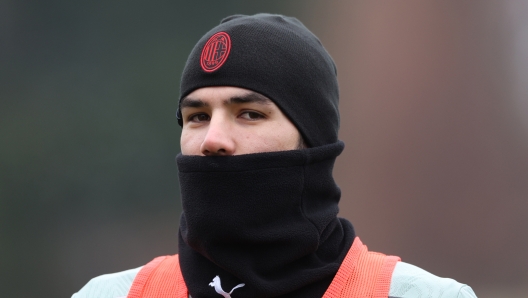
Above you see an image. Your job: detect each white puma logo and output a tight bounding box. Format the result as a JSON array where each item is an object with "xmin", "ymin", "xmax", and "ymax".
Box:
[{"xmin": 208, "ymin": 275, "xmax": 245, "ymax": 298}]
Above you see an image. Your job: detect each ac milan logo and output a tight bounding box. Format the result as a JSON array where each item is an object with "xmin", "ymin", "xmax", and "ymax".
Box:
[{"xmin": 200, "ymin": 32, "xmax": 231, "ymax": 72}]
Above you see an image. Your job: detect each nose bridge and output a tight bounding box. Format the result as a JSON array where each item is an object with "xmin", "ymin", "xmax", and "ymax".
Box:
[
  {"xmin": 201, "ymin": 111, "xmax": 235, "ymax": 155},
  {"xmin": 206, "ymin": 113, "xmax": 229, "ymax": 139}
]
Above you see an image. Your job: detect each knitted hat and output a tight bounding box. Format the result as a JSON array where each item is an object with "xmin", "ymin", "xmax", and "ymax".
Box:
[{"xmin": 178, "ymin": 13, "xmax": 340, "ymax": 147}]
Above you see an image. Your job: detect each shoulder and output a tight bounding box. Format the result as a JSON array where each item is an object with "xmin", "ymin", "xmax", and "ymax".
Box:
[
  {"xmin": 389, "ymin": 261, "xmax": 477, "ymax": 298},
  {"xmin": 72, "ymin": 267, "xmax": 142, "ymax": 298}
]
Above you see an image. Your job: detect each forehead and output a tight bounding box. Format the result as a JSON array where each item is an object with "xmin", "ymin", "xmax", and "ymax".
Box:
[
  {"xmin": 181, "ymin": 86, "xmax": 274, "ymax": 107},
  {"xmin": 184, "ymin": 86, "xmax": 262, "ymax": 101}
]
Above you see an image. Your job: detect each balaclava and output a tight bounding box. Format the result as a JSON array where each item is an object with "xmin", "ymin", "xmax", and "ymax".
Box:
[{"xmin": 176, "ymin": 14, "xmax": 355, "ymax": 298}]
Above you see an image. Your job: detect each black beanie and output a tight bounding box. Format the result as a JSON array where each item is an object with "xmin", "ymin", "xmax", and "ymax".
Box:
[{"xmin": 178, "ymin": 13, "xmax": 340, "ymax": 147}]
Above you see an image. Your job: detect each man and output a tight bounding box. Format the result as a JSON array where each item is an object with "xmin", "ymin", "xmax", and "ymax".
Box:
[{"xmin": 73, "ymin": 14, "xmax": 477, "ymax": 298}]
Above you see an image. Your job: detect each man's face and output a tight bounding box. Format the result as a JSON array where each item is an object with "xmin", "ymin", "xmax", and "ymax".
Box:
[{"xmin": 180, "ymin": 86, "xmax": 302, "ymax": 156}]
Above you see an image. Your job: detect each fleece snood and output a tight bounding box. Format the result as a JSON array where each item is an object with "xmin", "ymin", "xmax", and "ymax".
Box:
[
  {"xmin": 177, "ymin": 141, "xmax": 355, "ymax": 298},
  {"xmin": 177, "ymin": 13, "xmax": 340, "ymax": 148}
]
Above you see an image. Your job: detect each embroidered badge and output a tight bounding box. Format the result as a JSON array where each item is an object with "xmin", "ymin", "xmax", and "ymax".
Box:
[
  {"xmin": 200, "ymin": 32, "xmax": 231, "ymax": 72},
  {"xmin": 209, "ymin": 275, "xmax": 245, "ymax": 298}
]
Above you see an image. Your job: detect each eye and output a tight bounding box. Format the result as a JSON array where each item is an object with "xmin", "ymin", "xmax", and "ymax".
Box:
[
  {"xmin": 239, "ymin": 111, "xmax": 265, "ymax": 121},
  {"xmin": 189, "ymin": 113, "xmax": 210, "ymax": 122}
]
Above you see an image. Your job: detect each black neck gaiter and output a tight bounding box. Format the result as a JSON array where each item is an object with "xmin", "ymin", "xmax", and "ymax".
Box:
[{"xmin": 177, "ymin": 141, "xmax": 355, "ymax": 298}]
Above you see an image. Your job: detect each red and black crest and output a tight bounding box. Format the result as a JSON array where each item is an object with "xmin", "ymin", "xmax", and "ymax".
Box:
[{"xmin": 200, "ymin": 32, "xmax": 231, "ymax": 72}]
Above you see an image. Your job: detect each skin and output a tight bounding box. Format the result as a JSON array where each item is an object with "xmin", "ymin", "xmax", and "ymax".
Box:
[{"xmin": 180, "ymin": 86, "xmax": 302, "ymax": 156}]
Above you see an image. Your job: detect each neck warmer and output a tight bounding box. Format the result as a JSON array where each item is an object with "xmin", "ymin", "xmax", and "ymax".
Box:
[{"xmin": 176, "ymin": 141, "xmax": 355, "ymax": 298}]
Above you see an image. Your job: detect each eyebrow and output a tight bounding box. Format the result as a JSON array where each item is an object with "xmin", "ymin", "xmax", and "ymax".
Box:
[{"xmin": 180, "ymin": 91, "xmax": 272, "ymax": 109}]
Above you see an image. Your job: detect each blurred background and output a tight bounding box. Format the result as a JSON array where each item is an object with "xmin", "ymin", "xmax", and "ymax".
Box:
[{"xmin": 1, "ymin": 0, "xmax": 527, "ymax": 297}]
